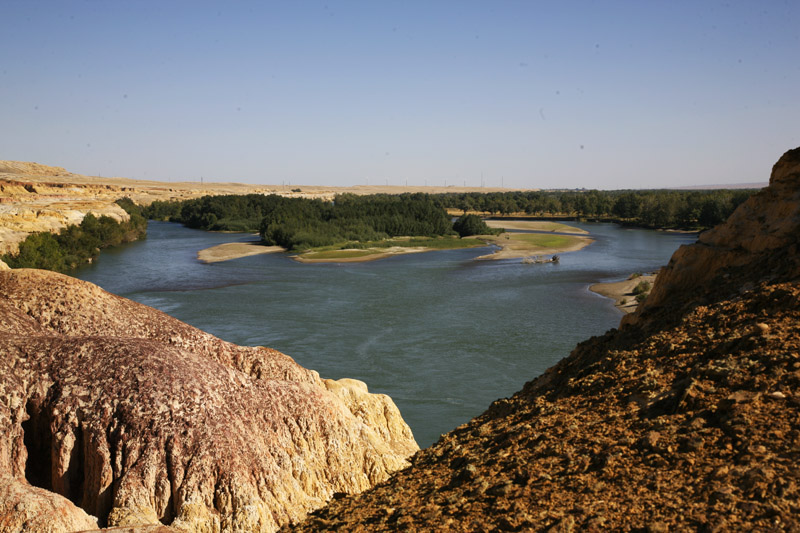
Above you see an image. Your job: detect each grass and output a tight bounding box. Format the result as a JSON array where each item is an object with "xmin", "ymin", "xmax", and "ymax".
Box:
[
  {"xmin": 483, "ymin": 220, "xmax": 588, "ymax": 234},
  {"xmin": 389, "ymin": 236, "xmax": 486, "ymax": 249},
  {"xmin": 305, "ymin": 249, "xmax": 379, "ymax": 259},
  {"xmin": 297, "ymin": 235, "xmax": 488, "ymax": 261},
  {"xmin": 511, "ymin": 233, "xmax": 575, "ymax": 249}
]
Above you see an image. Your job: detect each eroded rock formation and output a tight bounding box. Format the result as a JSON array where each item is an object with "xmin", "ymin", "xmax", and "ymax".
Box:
[
  {"xmin": 285, "ymin": 149, "xmax": 800, "ymax": 531},
  {"xmin": 0, "ymin": 270, "xmax": 417, "ymax": 532}
]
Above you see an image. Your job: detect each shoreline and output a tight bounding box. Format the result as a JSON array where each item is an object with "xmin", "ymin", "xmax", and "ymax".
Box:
[{"xmin": 589, "ymin": 273, "xmax": 657, "ymax": 313}]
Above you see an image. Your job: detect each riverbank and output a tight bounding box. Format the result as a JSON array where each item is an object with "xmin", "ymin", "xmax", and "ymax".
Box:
[{"xmin": 589, "ymin": 273, "xmax": 657, "ymax": 313}]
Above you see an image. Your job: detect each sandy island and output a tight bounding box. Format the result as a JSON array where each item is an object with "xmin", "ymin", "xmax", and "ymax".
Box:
[
  {"xmin": 197, "ymin": 221, "xmax": 594, "ymax": 264},
  {"xmin": 590, "ymin": 273, "xmax": 657, "ymax": 313},
  {"xmin": 475, "ymin": 233, "xmax": 593, "ymax": 260},
  {"xmin": 197, "ymin": 242, "xmax": 283, "ymax": 263},
  {"xmin": 292, "ymin": 246, "xmax": 432, "ymax": 263},
  {"xmin": 483, "ymin": 220, "xmax": 589, "ymax": 235}
]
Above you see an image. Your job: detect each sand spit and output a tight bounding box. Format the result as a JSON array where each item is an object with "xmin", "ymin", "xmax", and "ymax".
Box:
[
  {"xmin": 197, "ymin": 241, "xmax": 284, "ymax": 263},
  {"xmin": 590, "ymin": 273, "xmax": 657, "ymax": 313},
  {"xmin": 475, "ymin": 234, "xmax": 593, "ymax": 260},
  {"xmin": 483, "ymin": 219, "xmax": 589, "ymax": 234}
]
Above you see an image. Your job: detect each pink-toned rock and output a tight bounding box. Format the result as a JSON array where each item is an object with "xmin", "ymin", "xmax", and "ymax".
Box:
[
  {"xmin": 0, "ymin": 476, "xmax": 98, "ymax": 532},
  {"xmin": 0, "ymin": 269, "xmax": 418, "ymax": 532}
]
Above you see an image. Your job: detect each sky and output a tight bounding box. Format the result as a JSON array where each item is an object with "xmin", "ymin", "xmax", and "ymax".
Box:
[{"xmin": 1, "ymin": 1, "xmax": 798, "ymax": 189}]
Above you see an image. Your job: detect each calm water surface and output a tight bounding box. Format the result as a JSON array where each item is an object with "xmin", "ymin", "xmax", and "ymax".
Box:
[{"xmin": 77, "ymin": 221, "xmax": 695, "ymax": 447}]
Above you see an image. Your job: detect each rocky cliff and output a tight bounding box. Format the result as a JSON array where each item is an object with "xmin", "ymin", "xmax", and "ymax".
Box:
[
  {"xmin": 0, "ymin": 160, "xmax": 274, "ymax": 256},
  {"xmin": 285, "ymin": 148, "xmax": 800, "ymax": 531},
  {"xmin": 0, "ymin": 269, "xmax": 418, "ymax": 532}
]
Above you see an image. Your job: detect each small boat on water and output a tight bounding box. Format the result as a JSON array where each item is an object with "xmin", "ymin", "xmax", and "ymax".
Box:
[{"xmin": 522, "ymin": 255, "xmax": 559, "ymax": 264}]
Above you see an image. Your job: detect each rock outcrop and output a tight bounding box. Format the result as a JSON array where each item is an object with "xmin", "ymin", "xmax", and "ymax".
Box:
[
  {"xmin": 0, "ymin": 269, "xmax": 417, "ymax": 532},
  {"xmin": 285, "ymin": 148, "xmax": 800, "ymax": 531},
  {"xmin": 624, "ymin": 146, "xmax": 800, "ymax": 328}
]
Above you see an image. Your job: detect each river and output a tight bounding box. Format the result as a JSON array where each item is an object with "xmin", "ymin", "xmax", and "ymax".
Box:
[{"xmin": 76, "ymin": 221, "xmax": 695, "ymax": 447}]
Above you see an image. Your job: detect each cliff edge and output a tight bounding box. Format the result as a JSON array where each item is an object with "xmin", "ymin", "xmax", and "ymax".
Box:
[
  {"xmin": 285, "ymin": 148, "xmax": 800, "ymax": 532},
  {"xmin": 0, "ymin": 270, "xmax": 418, "ymax": 532}
]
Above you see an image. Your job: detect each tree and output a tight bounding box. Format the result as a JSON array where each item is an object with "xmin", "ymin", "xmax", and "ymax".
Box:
[{"xmin": 453, "ymin": 214, "xmax": 491, "ymax": 237}]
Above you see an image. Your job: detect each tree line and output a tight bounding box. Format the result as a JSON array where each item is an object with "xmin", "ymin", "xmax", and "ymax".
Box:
[
  {"xmin": 142, "ymin": 187, "xmax": 758, "ymax": 252},
  {"xmin": 146, "ymin": 193, "xmax": 456, "ymax": 250},
  {"xmin": 1, "ymin": 198, "xmax": 147, "ymax": 272},
  {"xmin": 430, "ymin": 189, "xmax": 755, "ymax": 229}
]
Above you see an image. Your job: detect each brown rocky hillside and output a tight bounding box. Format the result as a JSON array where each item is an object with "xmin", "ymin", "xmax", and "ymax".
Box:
[
  {"xmin": 285, "ymin": 148, "xmax": 800, "ymax": 532},
  {"xmin": 0, "ymin": 270, "xmax": 418, "ymax": 532}
]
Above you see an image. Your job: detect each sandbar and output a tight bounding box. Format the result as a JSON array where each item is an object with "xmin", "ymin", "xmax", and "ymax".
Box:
[
  {"xmin": 475, "ymin": 233, "xmax": 593, "ymax": 260},
  {"xmin": 590, "ymin": 273, "xmax": 657, "ymax": 313},
  {"xmin": 484, "ymin": 220, "xmax": 589, "ymax": 235},
  {"xmin": 292, "ymin": 246, "xmax": 431, "ymax": 263},
  {"xmin": 197, "ymin": 242, "xmax": 284, "ymax": 263}
]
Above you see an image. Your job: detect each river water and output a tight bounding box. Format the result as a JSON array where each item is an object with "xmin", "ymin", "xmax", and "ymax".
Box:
[{"xmin": 76, "ymin": 221, "xmax": 695, "ymax": 447}]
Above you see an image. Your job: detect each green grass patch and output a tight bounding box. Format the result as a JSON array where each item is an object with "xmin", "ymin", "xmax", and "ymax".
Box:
[
  {"xmin": 538, "ymin": 222, "xmax": 579, "ymax": 233},
  {"xmin": 391, "ymin": 236, "xmax": 486, "ymax": 249},
  {"xmin": 306, "ymin": 249, "xmax": 379, "ymax": 259},
  {"xmin": 302, "ymin": 235, "xmax": 487, "ymax": 259},
  {"xmin": 512, "ymin": 234, "xmax": 575, "ymax": 248}
]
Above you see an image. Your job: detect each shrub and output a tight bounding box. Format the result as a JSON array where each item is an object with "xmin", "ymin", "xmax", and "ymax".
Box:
[
  {"xmin": 632, "ymin": 280, "xmax": 651, "ymax": 295},
  {"xmin": 453, "ymin": 214, "xmax": 492, "ymax": 237}
]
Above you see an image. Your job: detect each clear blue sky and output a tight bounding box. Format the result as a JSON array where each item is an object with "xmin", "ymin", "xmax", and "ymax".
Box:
[{"xmin": 2, "ymin": 1, "xmax": 798, "ymax": 189}]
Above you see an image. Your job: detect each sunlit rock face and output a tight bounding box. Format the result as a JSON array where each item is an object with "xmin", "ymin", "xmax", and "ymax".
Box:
[
  {"xmin": 0, "ymin": 269, "xmax": 418, "ymax": 532},
  {"xmin": 624, "ymin": 146, "xmax": 800, "ymax": 328},
  {"xmin": 0, "ymin": 161, "xmax": 131, "ymax": 256},
  {"xmin": 284, "ymin": 148, "xmax": 800, "ymax": 532}
]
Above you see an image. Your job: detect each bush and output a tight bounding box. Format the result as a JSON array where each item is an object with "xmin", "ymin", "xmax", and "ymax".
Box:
[
  {"xmin": 1, "ymin": 199, "xmax": 147, "ymax": 272},
  {"xmin": 453, "ymin": 214, "xmax": 492, "ymax": 237},
  {"xmin": 632, "ymin": 280, "xmax": 651, "ymax": 295}
]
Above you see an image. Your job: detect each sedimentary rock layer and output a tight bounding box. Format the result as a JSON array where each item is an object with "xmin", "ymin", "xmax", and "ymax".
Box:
[
  {"xmin": 285, "ymin": 150, "xmax": 800, "ymax": 532},
  {"xmin": 0, "ymin": 270, "xmax": 417, "ymax": 532}
]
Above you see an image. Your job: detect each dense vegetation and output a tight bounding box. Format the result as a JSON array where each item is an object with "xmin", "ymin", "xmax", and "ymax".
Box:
[
  {"xmin": 141, "ymin": 188, "xmax": 757, "ymax": 253},
  {"xmin": 452, "ymin": 214, "xmax": 501, "ymax": 237},
  {"xmin": 146, "ymin": 194, "xmax": 278, "ymax": 232},
  {"xmin": 432, "ymin": 189, "xmax": 755, "ymax": 229},
  {"xmin": 1, "ymin": 198, "xmax": 147, "ymax": 272},
  {"xmin": 146, "ymin": 193, "xmax": 456, "ymax": 250}
]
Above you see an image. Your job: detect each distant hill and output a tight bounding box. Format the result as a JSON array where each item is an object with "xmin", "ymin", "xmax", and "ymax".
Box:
[{"xmin": 676, "ymin": 181, "xmax": 768, "ymax": 190}]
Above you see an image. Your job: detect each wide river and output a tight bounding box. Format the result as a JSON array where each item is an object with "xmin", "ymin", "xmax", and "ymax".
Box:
[{"xmin": 76, "ymin": 221, "xmax": 695, "ymax": 447}]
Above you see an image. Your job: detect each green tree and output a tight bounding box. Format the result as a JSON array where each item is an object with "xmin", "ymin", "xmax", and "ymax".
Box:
[{"xmin": 453, "ymin": 214, "xmax": 493, "ymax": 237}]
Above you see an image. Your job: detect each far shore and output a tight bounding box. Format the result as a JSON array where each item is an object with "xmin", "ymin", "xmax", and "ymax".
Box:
[
  {"xmin": 197, "ymin": 241, "xmax": 284, "ymax": 263},
  {"xmin": 590, "ymin": 273, "xmax": 657, "ymax": 313}
]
